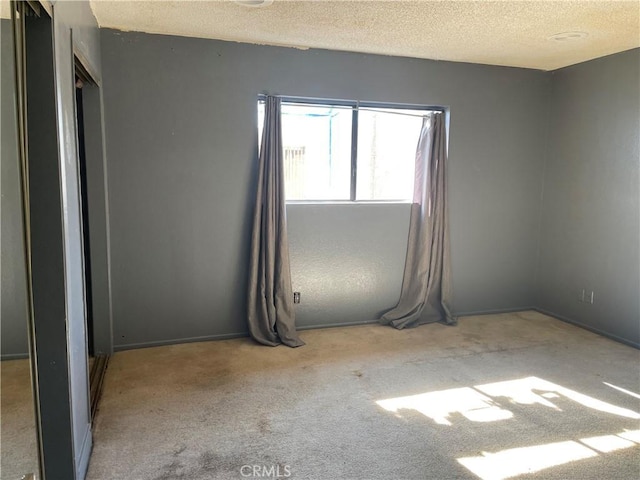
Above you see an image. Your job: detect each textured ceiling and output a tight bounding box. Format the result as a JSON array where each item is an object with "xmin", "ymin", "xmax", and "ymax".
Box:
[
  {"xmin": 91, "ymin": 0, "xmax": 640, "ymax": 70},
  {"xmin": 0, "ymin": 1, "xmax": 11, "ymax": 19}
]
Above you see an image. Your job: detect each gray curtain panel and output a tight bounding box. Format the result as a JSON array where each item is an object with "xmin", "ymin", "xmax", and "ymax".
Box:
[
  {"xmin": 247, "ymin": 96, "xmax": 305, "ymax": 347},
  {"xmin": 380, "ymin": 112, "xmax": 457, "ymax": 329}
]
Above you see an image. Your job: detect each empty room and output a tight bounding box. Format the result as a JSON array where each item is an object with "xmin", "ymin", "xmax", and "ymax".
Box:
[{"xmin": 1, "ymin": 1, "xmax": 639, "ymax": 479}]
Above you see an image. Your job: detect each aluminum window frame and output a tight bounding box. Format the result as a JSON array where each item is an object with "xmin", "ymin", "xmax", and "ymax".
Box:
[{"xmin": 257, "ymin": 95, "xmax": 444, "ymax": 203}]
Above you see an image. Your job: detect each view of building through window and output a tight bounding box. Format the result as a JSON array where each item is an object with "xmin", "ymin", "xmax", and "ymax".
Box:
[
  {"xmin": 281, "ymin": 104, "xmax": 352, "ymax": 200},
  {"xmin": 258, "ymin": 99, "xmax": 435, "ymax": 201}
]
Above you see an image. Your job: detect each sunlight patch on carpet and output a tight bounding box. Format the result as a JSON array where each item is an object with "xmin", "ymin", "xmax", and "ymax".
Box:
[
  {"xmin": 376, "ymin": 387, "xmax": 512, "ymax": 425},
  {"xmin": 476, "ymin": 377, "xmax": 640, "ymax": 419},
  {"xmin": 604, "ymin": 382, "xmax": 640, "ymax": 400},
  {"xmin": 579, "ymin": 432, "xmax": 638, "ymax": 453},
  {"xmin": 618, "ymin": 429, "xmax": 640, "ymax": 443},
  {"xmin": 457, "ymin": 440, "xmax": 598, "ymax": 480},
  {"xmin": 376, "ymin": 376, "xmax": 640, "ymax": 424},
  {"xmin": 377, "ymin": 377, "xmax": 640, "ymax": 479}
]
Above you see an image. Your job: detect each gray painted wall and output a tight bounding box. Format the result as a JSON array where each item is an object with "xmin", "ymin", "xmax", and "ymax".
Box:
[
  {"xmin": 100, "ymin": 30, "xmax": 550, "ymax": 349},
  {"xmin": 537, "ymin": 48, "xmax": 640, "ymax": 346},
  {"xmin": 288, "ymin": 203, "xmax": 411, "ymax": 329},
  {"xmin": 1, "ymin": 19, "xmax": 29, "ymax": 359}
]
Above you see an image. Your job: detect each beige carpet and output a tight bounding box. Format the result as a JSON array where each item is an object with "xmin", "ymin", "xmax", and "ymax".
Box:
[
  {"xmin": 87, "ymin": 311, "xmax": 640, "ymax": 480},
  {"xmin": 0, "ymin": 358, "xmax": 39, "ymax": 480}
]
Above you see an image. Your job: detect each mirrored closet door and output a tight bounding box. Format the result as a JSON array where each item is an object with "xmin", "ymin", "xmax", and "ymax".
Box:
[{"xmin": 1, "ymin": 1, "xmax": 41, "ymax": 478}]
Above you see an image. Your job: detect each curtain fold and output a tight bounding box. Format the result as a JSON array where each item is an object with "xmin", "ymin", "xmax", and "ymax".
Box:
[
  {"xmin": 380, "ymin": 112, "xmax": 457, "ymax": 329},
  {"xmin": 247, "ymin": 96, "xmax": 304, "ymax": 347}
]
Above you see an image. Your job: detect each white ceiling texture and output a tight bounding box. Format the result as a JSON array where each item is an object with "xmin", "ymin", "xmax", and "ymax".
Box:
[{"xmin": 88, "ymin": 0, "xmax": 639, "ymax": 70}]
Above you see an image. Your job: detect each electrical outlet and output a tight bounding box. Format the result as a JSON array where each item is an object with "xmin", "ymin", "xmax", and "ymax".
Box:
[{"xmin": 578, "ymin": 289, "xmax": 594, "ymax": 304}]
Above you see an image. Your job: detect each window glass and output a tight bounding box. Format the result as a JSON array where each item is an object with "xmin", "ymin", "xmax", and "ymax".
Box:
[
  {"xmin": 356, "ymin": 109, "xmax": 422, "ymax": 201},
  {"xmin": 281, "ymin": 104, "xmax": 352, "ymax": 200},
  {"xmin": 258, "ymin": 99, "xmax": 436, "ymax": 202}
]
